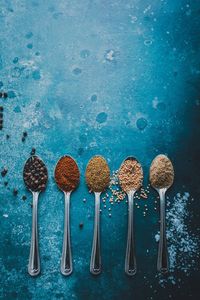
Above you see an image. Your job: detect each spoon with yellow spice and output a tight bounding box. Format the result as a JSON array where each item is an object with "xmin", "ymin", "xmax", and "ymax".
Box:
[
  {"xmin": 150, "ymin": 154, "xmax": 174, "ymax": 273},
  {"xmin": 118, "ymin": 157, "xmax": 143, "ymax": 276},
  {"xmin": 85, "ymin": 155, "xmax": 110, "ymax": 275}
]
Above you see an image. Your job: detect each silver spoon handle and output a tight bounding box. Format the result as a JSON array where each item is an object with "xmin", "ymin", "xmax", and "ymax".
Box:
[
  {"xmin": 28, "ymin": 191, "xmax": 40, "ymax": 276},
  {"xmin": 61, "ymin": 192, "xmax": 72, "ymax": 276},
  {"xmin": 157, "ymin": 189, "xmax": 168, "ymax": 273},
  {"xmin": 90, "ymin": 192, "xmax": 101, "ymax": 275},
  {"xmin": 125, "ymin": 190, "xmax": 136, "ymax": 276}
]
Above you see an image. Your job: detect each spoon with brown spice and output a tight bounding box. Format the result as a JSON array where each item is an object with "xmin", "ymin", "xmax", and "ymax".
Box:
[
  {"xmin": 118, "ymin": 157, "xmax": 143, "ymax": 276},
  {"xmin": 85, "ymin": 155, "xmax": 110, "ymax": 275},
  {"xmin": 54, "ymin": 155, "xmax": 80, "ymax": 276},
  {"xmin": 23, "ymin": 155, "xmax": 48, "ymax": 276},
  {"xmin": 149, "ymin": 154, "xmax": 174, "ymax": 273}
]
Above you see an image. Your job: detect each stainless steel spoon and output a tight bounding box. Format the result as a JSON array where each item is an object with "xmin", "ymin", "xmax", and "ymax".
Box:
[
  {"xmin": 154, "ymin": 187, "xmax": 168, "ymax": 273},
  {"xmin": 90, "ymin": 191, "xmax": 101, "ymax": 275},
  {"xmin": 23, "ymin": 155, "xmax": 48, "ymax": 276},
  {"xmin": 118, "ymin": 156, "xmax": 143, "ymax": 276},
  {"xmin": 149, "ymin": 154, "xmax": 174, "ymax": 273},
  {"xmin": 85, "ymin": 156, "xmax": 110, "ymax": 275},
  {"xmin": 54, "ymin": 155, "xmax": 80, "ymax": 276}
]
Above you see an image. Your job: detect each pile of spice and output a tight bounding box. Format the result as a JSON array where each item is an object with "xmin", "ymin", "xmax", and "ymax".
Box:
[
  {"xmin": 149, "ymin": 154, "xmax": 174, "ymax": 189},
  {"xmin": 54, "ymin": 156, "xmax": 80, "ymax": 192},
  {"xmin": 118, "ymin": 158, "xmax": 143, "ymax": 192},
  {"xmin": 85, "ymin": 155, "xmax": 110, "ymax": 192},
  {"xmin": 23, "ymin": 156, "xmax": 48, "ymax": 192}
]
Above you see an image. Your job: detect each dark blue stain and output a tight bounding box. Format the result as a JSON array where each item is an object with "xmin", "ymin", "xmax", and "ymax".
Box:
[
  {"xmin": 91, "ymin": 94, "xmax": 97, "ymax": 102},
  {"xmin": 27, "ymin": 43, "xmax": 33, "ymax": 49},
  {"xmin": 13, "ymin": 57, "xmax": 19, "ymax": 64},
  {"xmin": 157, "ymin": 102, "xmax": 166, "ymax": 111},
  {"xmin": 8, "ymin": 91, "xmax": 16, "ymax": 98},
  {"xmin": 77, "ymin": 147, "xmax": 84, "ymax": 155},
  {"xmin": 136, "ymin": 117, "xmax": 148, "ymax": 130},
  {"xmin": 0, "ymin": 81, "xmax": 3, "ymax": 88},
  {"xmin": 13, "ymin": 106, "xmax": 21, "ymax": 113},
  {"xmin": 25, "ymin": 32, "xmax": 33, "ymax": 39},
  {"xmin": 12, "ymin": 67, "xmax": 22, "ymax": 78},
  {"xmin": 96, "ymin": 112, "xmax": 108, "ymax": 123},
  {"xmin": 32, "ymin": 70, "xmax": 41, "ymax": 80},
  {"xmin": 73, "ymin": 68, "xmax": 82, "ymax": 75},
  {"xmin": 80, "ymin": 49, "xmax": 90, "ymax": 58}
]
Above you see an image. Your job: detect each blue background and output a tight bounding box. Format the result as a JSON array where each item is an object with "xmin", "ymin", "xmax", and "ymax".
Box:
[{"xmin": 0, "ymin": 1, "xmax": 200, "ymax": 299}]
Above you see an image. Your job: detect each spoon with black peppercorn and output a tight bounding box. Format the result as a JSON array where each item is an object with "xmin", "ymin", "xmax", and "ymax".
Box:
[
  {"xmin": 23, "ymin": 155, "xmax": 48, "ymax": 276},
  {"xmin": 54, "ymin": 156, "xmax": 80, "ymax": 276},
  {"xmin": 149, "ymin": 154, "xmax": 174, "ymax": 273},
  {"xmin": 118, "ymin": 157, "xmax": 143, "ymax": 276}
]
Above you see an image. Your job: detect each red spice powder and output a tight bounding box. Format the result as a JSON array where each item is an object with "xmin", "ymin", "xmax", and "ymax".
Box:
[{"xmin": 55, "ymin": 156, "xmax": 80, "ymax": 192}]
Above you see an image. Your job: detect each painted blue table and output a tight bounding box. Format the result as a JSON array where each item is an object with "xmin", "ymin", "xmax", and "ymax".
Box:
[{"xmin": 0, "ymin": 1, "xmax": 199, "ymax": 299}]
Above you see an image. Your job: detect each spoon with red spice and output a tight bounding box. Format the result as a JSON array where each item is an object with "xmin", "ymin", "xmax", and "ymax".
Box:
[{"xmin": 54, "ymin": 155, "xmax": 80, "ymax": 276}]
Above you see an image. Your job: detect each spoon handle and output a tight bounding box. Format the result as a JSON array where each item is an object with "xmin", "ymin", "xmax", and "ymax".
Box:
[
  {"xmin": 125, "ymin": 190, "xmax": 136, "ymax": 276},
  {"xmin": 28, "ymin": 191, "xmax": 40, "ymax": 276},
  {"xmin": 157, "ymin": 188, "xmax": 168, "ymax": 273},
  {"xmin": 61, "ymin": 192, "xmax": 72, "ymax": 276},
  {"xmin": 90, "ymin": 192, "xmax": 101, "ymax": 275}
]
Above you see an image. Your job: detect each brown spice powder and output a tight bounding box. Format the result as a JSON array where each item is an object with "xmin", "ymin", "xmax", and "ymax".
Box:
[
  {"xmin": 85, "ymin": 156, "xmax": 110, "ymax": 192},
  {"xmin": 149, "ymin": 154, "xmax": 174, "ymax": 189},
  {"xmin": 118, "ymin": 158, "xmax": 143, "ymax": 192},
  {"xmin": 55, "ymin": 156, "xmax": 80, "ymax": 192}
]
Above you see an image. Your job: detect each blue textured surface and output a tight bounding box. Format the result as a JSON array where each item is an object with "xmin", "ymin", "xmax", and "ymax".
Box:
[{"xmin": 0, "ymin": 1, "xmax": 200, "ymax": 299}]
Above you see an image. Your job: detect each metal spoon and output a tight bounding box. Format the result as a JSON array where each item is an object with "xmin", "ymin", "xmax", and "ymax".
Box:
[
  {"xmin": 118, "ymin": 156, "xmax": 143, "ymax": 276},
  {"xmin": 23, "ymin": 155, "xmax": 48, "ymax": 276},
  {"xmin": 150, "ymin": 155, "xmax": 174, "ymax": 273},
  {"xmin": 85, "ymin": 156, "xmax": 110, "ymax": 275},
  {"xmin": 54, "ymin": 155, "xmax": 80, "ymax": 276}
]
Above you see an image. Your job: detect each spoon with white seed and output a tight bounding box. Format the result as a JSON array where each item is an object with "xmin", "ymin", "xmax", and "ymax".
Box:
[
  {"xmin": 149, "ymin": 154, "xmax": 174, "ymax": 273},
  {"xmin": 118, "ymin": 156, "xmax": 143, "ymax": 276}
]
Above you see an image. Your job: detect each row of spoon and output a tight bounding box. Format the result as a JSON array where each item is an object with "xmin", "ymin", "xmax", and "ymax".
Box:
[{"xmin": 23, "ymin": 154, "xmax": 174, "ymax": 277}]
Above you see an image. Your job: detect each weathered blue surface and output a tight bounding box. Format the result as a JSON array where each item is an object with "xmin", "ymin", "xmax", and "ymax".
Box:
[{"xmin": 0, "ymin": 1, "xmax": 200, "ymax": 299}]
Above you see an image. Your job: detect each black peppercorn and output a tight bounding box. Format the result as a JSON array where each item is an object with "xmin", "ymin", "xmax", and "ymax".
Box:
[
  {"xmin": 23, "ymin": 131, "xmax": 28, "ymax": 137},
  {"xmin": 79, "ymin": 223, "xmax": 84, "ymax": 229},
  {"xmin": 0, "ymin": 92, "xmax": 2, "ymax": 98},
  {"xmin": 1, "ymin": 168, "xmax": 8, "ymax": 177},
  {"xmin": 13, "ymin": 189, "xmax": 18, "ymax": 196},
  {"xmin": 4, "ymin": 181, "xmax": 8, "ymax": 186},
  {"xmin": 6, "ymin": 134, "xmax": 10, "ymax": 139},
  {"xmin": 22, "ymin": 195, "xmax": 27, "ymax": 201},
  {"xmin": 30, "ymin": 148, "xmax": 36, "ymax": 155},
  {"xmin": 3, "ymin": 92, "xmax": 8, "ymax": 98},
  {"xmin": 22, "ymin": 136, "xmax": 26, "ymax": 142},
  {"xmin": 0, "ymin": 106, "xmax": 3, "ymax": 111},
  {"xmin": 23, "ymin": 156, "xmax": 48, "ymax": 192}
]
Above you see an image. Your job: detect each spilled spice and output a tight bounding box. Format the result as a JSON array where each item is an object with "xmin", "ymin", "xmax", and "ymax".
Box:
[
  {"xmin": 118, "ymin": 158, "xmax": 143, "ymax": 192},
  {"xmin": 23, "ymin": 156, "xmax": 48, "ymax": 192},
  {"xmin": 54, "ymin": 156, "xmax": 80, "ymax": 192},
  {"xmin": 150, "ymin": 154, "xmax": 174, "ymax": 189},
  {"xmin": 85, "ymin": 155, "xmax": 110, "ymax": 192}
]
